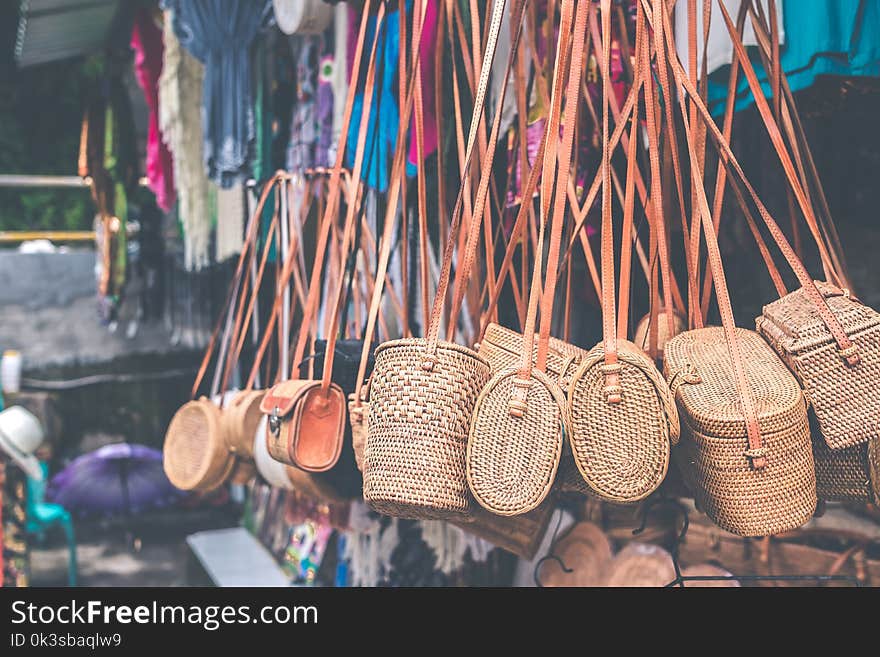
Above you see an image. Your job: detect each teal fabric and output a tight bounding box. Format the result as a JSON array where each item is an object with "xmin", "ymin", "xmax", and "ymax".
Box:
[
  {"xmin": 26, "ymin": 462, "xmax": 78, "ymax": 586},
  {"xmin": 708, "ymin": 0, "xmax": 880, "ymax": 115}
]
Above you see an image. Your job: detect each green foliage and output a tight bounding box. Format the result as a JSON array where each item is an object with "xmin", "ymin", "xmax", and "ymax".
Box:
[{"xmin": 0, "ymin": 55, "xmax": 103, "ymax": 233}]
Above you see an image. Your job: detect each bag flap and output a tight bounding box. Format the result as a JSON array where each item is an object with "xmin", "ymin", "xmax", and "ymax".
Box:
[{"xmin": 260, "ymin": 380, "xmax": 320, "ymax": 417}]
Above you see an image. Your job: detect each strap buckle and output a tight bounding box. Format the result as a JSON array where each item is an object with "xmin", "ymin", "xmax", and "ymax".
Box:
[{"xmin": 268, "ymin": 407, "xmax": 282, "ymax": 437}]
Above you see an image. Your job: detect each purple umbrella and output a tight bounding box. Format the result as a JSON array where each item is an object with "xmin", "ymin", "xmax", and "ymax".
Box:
[{"xmin": 47, "ymin": 443, "xmax": 183, "ymax": 517}]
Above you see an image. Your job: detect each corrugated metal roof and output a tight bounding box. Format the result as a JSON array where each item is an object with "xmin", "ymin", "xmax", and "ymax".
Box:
[{"xmin": 15, "ymin": 0, "xmax": 121, "ymax": 67}]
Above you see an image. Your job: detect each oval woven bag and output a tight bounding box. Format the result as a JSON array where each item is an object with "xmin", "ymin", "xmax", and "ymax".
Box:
[
  {"xmin": 664, "ymin": 327, "xmax": 817, "ymax": 536},
  {"xmin": 466, "ymin": 0, "xmax": 587, "ymax": 516},
  {"xmin": 812, "ymin": 433, "xmax": 880, "ymax": 504},
  {"xmin": 564, "ymin": 8, "xmax": 677, "ymax": 505},
  {"xmin": 163, "ymin": 398, "xmax": 235, "ymax": 492},
  {"xmin": 567, "ymin": 340, "xmax": 678, "ymax": 503}
]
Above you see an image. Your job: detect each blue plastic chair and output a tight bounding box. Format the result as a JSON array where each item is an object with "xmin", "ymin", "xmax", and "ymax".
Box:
[{"xmin": 25, "ymin": 462, "xmax": 78, "ymax": 587}]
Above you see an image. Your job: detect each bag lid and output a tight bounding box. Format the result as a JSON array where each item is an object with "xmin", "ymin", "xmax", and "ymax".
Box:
[
  {"xmin": 759, "ymin": 282, "xmax": 880, "ymax": 354},
  {"xmin": 260, "ymin": 379, "xmax": 321, "ymax": 417},
  {"xmin": 664, "ymin": 327, "xmax": 806, "ymax": 439}
]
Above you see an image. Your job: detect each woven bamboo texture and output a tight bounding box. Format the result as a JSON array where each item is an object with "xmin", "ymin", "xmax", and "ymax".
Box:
[
  {"xmin": 163, "ymin": 399, "xmax": 235, "ymax": 492},
  {"xmin": 567, "ymin": 340, "xmax": 677, "ymax": 504},
  {"xmin": 348, "ymin": 393, "xmax": 368, "ymax": 472},
  {"xmin": 813, "ymin": 432, "xmax": 879, "ymax": 503},
  {"xmin": 757, "ymin": 282, "xmax": 880, "ymax": 450},
  {"xmin": 454, "ymin": 498, "xmax": 556, "ymax": 559},
  {"xmin": 363, "ymin": 338, "xmax": 491, "ymax": 520},
  {"xmin": 466, "ymin": 368, "xmax": 566, "ymax": 515},
  {"xmin": 665, "ymin": 327, "xmax": 817, "ymax": 537},
  {"xmin": 478, "ymin": 322, "xmax": 586, "ymax": 387}
]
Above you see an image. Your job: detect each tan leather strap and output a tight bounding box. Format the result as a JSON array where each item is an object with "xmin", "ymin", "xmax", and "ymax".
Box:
[
  {"xmin": 290, "ymin": 0, "xmax": 376, "ymax": 379},
  {"xmin": 421, "ymin": 0, "xmax": 509, "ymax": 368},
  {"xmin": 650, "ymin": 0, "xmax": 766, "ymax": 469},
  {"xmin": 191, "ymin": 173, "xmax": 285, "ymax": 399},
  {"xmin": 668, "ymin": 0, "xmax": 859, "ymax": 365},
  {"xmin": 510, "ymin": 0, "xmax": 577, "ymax": 403}
]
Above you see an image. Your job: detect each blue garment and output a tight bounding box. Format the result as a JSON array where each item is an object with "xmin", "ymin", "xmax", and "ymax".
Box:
[
  {"xmin": 708, "ymin": 0, "xmax": 880, "ymax": 115},
  {"xmin": 163, "ymin": 0, "xmax": 273, "ymax": 187},
  {"xmin": 346, "ymin": 3, "xmax": 406, "ymax": 191}
]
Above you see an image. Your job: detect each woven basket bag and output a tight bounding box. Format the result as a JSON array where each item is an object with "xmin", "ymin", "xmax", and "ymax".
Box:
[
  {"xmin": 634, "ymin": 309, "xmax": 687, "ymax": 361},
  {"xmin": 664, "ymin": 327, "xmax": 817, "ymax": 537},
  {"xmin": 813, "ymin": 432, "xmax": 880, "ymax": 504},
  {"xmin": 222, "ymin": 389, "xmax": 265, "ymax": 461},
  {"xmin": 364, "ymin": 0, "xmax": 521, "ymax": 521},
  {"xmin": 163, "ymin": 398, "xmax": 235, "ymax": 492},
  {"xmin": 454, "ymin": 498, "xmax": 556, "ymax": 559},
  {"xmin": 567, "ymin": 340, "xmax": 679, "ymax": 504},
  {"xmin": 466, "ymin": 0, "xmax": 590, "ymax": 516},
  {"xmin": 757, "ymin": 282, "xmax": 880, "ymax": 451}
]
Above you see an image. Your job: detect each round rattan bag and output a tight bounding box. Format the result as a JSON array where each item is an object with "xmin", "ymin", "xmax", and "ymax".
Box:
[
  {"xmin": 163, "ymin": 398, "xmax": 235, "ymax": 492},
  {"xmin": 363, "ymin": 338, "xmax": 491, "ymax": 521},
  {"xmin": 567, "ymin": 340, "xmax": 679, "ymax": 503},
  {"xmin": 466, "ymin": 368, "xmax": 566, "ymax": 516},
  {"xmin": 634, "ymin": 309, "xmax": 687, "ymax": 361}
]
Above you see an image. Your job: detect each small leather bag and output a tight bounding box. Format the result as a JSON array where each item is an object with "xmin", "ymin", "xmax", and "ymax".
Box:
[
  {"xmin": 565, "ymin": 7, "xmax": 677, "ymax": 505},
  {"xmin": 262, "ymin": 379, "xmax": 346, "ymax": 472},
  {"xmin": 262, "ymin": 3, "xmax": 384, "ymax": 475},
  {"xmin": 467, "ymin": 0, "xmax": 583, "ymax": 517}
]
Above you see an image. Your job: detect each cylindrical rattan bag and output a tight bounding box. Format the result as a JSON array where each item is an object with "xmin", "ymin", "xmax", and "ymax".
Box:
[
  {"xmin": 466, "ymin": 1, "xmax": 584, "ymax": 517},
  {"xmin": 222, "ymin": 389, "xmax": 265, "ymax": 460},
  {"xmin": 363, "ymin": 0, "xmax": 516, "ymax": 521},
  {"xmin": 665, "ymin": 328, "xmax": 817, "ymax": 536}
]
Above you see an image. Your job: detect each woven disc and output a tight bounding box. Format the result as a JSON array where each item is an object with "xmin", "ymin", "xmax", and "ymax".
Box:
[
  {"xmin": 634, "ymin": 309, "xmax": 687, "ymax": 360},
  {"xmin": 467, "ymin": 368, "xmax": 565, "ymax": 516},
  {"xmin": 568, "ymin": 341, "xmax": 672, "ymax": 503},
  {"xmin": 163, "ymin": 399, "xmax": 232, "ymax": 492}
]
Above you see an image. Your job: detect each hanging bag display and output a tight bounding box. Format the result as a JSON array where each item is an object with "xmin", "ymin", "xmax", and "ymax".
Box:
[
  {"xmin": 362, "ymin": 0, "xmax": 513, "ymax": 520},
  {"xmin": 565, "ymin": 2, "xmax": 677, "ymax": 504},
  {"xmin": 163, "ymin": 175, "xmax": 283, "ymax": 492},
  {"xmin": 262, "ymin": 2, "xmax": 382, "ymax": 473},
  {"xmin": 466, "ymin": 0, "xmax": 582, "ymax": 517},
  {"xmin": 701, "ymin": 3, "xmax": 880, "ymax": 453},
  {"xmin": 657, "ymin": 1, "xmax": 815, "ymax": 536}
]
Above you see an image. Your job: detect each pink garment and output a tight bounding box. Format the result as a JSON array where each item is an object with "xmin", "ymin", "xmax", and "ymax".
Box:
[
  {"xmin": 407, "ymin": 0, "xmax": 439, "ymax": 167},
  {"xmin": 131, "ymin": 9, "xmax": 175, "ymax": 212}
]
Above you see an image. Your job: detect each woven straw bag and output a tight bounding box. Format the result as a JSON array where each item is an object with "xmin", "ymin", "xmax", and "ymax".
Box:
[
  {"xmin": 665, "ymin": 327, "xmax": 817, "ymax": 536},
  {"xmin": 565, "ymin": 9, "xmax": 677, "ymax": 505},
  {"xmin": 455, "ymin": 499, "xmax": 556, "ymax": 559},
  {"xmin": 363, "ymin": 0, "xmax": 517, "ymax": 520},
  {"xmin": 222, "ymin": 389, "xmax": 265, "ymax": 460},
  {"xmin": 163, "ymin": 398, "xmax": 235, "ymax": 492},
  {"xmin": 757, "ymin": 283, "xmax": 880, "ymax": 451},
  {"xmin": 634, "ymin": 309, "xmax": 687, "ymax": 361},
  {"xmin": 466, "ymin": 1, "xmax": 588, "ymax": 516},
  {"xmin": 813, "ymin": 432, "xmax": 880, "ymax": 504}
]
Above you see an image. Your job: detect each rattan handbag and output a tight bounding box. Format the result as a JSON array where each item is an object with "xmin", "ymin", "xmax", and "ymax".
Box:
[
  {"xmin": 363, "ymin": 0, "xmax": 520, "ymax": 521},
  {"xmin": 466, "ymin": 0, "xmax": 585, "ymax": 517},
  {"xmin": 163, "ymin": 398, "xmax": 236, "ymax": 492},
  {"xmin": 455, "ymin": 499, "xmax": 556, "ymax": 559},
  {"xmin": 566, "ymin": 8, "xmax": 677, "ymax": 505},
  {"xmin": 665, "ymin": 328, "xmax": 816, "ymax": 536},
  {"xmin": 757, "ymin": 283, "xmax": 880, "ymax": 451},
  {"xmin": 813, "ymin": 432, "xmax": 880, "ymax": 504}
]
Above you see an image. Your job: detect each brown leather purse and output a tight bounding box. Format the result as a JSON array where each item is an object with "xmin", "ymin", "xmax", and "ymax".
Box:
[{"xmin": 261, "ymin": 379, "xmax": 346, "ymax": 472}]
